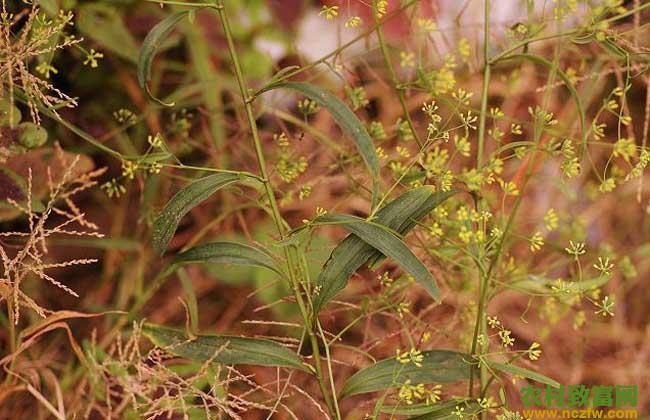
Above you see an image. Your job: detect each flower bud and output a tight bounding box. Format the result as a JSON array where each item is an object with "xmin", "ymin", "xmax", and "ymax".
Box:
[
  {"xmin": 17, "ymin": 122, "xmax": 48, "ymax": 149},
  {"xmin": 0, "ymin": 100, "xmax": 22, "ymax": 127}
]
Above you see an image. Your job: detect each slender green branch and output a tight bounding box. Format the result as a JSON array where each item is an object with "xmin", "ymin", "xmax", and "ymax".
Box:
[
  {"xmin": 469, "ymin": 0, "xmax": 491, "ymax": 403},
  {"xmin": 476, "ymin": 0, "xmax": 491, "ymax": 169},
  {"xmin": 214, "ymin": 1, "xmax": 338, "ymax": 417},
  {"xmin": 374, "ymin": 2, "xmax": 423, "ymax": 148}
]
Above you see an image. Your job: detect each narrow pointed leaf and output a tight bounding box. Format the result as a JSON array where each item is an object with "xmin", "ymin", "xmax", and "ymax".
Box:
[
  {"xmin": 138, "ymin": 10, "xmax": 190, "ymax": 105},
  {"xmin": 78, "ymin": 3, "xmax": 139, "ymax": 62},
  {"xmin": 340, "ymin": 350, "xmax": 472, "ymax": 398},
  {"xmin": 314, "ymin": 213, "xmax": 439, "ymax": 301},
  {"xmin": 258, "ymin": 81, "xmax": 380, "ymax": 206},
  {"xmin": 171, "ymin": 241, "xmax": 283, "ymax": 276},
  {"xmin": 487, "ymin": 361, "xmax": 560, "ymax": 388},
  {"xmin": 508, "ymin": 274, "xmax": 610, "ymax": 295},
  {"xmin": 379, "ymin": 399, "xmax": 478, "ymax": 418},
  {"xmin": 408, "ymin": 400, "xmax": 481, "ymax": 420},
  {"xmin": 142, "ymin": 324, "xmax": 308, "ymax": 372},
  {"xmin": 152, "ymin": 173, "xmax": 240, "ymax": 255},
  {"xmin": 312, "ymin": 187, "xmax": 456, "ymax": 313}
]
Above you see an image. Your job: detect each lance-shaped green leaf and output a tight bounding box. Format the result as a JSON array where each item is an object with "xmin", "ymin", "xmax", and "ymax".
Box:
[
  {"xmin": 170, "ymin": 241, "xmax": 284, "ymax": 276},
  {"xmin": 138, "ymin": 10, "xmax": 190, "ymax": 105},
  {"xmin": 78, "ymin": 3, "xmax": 139, "ymax": 62},
  {"xmin": 487, "ymin": 360, "xmax": 560, "ymax": 388},
  {"xmin": 409, "ymin": 401, "xmax": 481, "ymax": 420},
  {"xmin": 142, "ymin": 324, "xmax": 309, "ymax": 372},
  {"xmin": 340, "ymin": 350, "xmax": 472, "ymax": 398},
  {"xmin": 312, "ymin": 187, "xmax": 456, "ymax": 313},
  {"xmin": 507, "ymin": 274, "xmax": 610, "ymax": 296},
  {"xmin": 152, "ymin": 173, "xmax": 241, "ymax": 255},
  {"xmin": 380, "ymin": 399, "xmax": 479, "ymax": 418},
  {"xmin": 313, "ymin": 213, "xmax": 439, "ymax": 301},
  {"xmin": 257, "ymin": 81, "xmax": 380, "ymax": 207}
]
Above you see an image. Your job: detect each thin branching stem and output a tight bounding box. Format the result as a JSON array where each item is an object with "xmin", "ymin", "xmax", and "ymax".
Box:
[
  {"xmin": 214, "ymin": 1, "xmax": 339, "ymax": 417},
  {"xmin": 469, "ymin": 0, "xmax": 491, "ymax": 404},
  {"xmin": 374, "ymin": 1, "xmax": 424, "ymax": 148}
]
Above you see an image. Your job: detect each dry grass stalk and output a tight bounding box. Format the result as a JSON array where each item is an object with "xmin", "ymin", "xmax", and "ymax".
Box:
[{"xmin": 0, "ymin": 144, "xmax": 106, "ymax": 324}]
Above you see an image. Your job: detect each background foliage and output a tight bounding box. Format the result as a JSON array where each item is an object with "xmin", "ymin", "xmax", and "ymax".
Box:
[{"xmin": 1, "ymin": 0, "xmax": 649, "ymax": 418}]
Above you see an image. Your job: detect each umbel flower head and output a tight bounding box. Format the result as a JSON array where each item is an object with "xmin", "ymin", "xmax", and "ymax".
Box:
[{"xmin": 0, "ymin": 1, "xmax": 80, "ymax": 124}]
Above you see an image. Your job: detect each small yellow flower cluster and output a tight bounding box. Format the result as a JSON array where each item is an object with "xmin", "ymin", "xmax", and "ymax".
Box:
[
  {"xmin": 379, "ymin": 272, "xmax": 393, "ymax": 288},
  {"xmin": 417, "ymin": 18, "xmax": 436, "ymax": 32},
  {"xmin": 400, "ymin": 51, "xmax": 415, "ymax": 68},
  {"xmin": 297, "ymin": 98, "xmax": 319, "ymax": 116},
  {"xmin": 544, "ymin": 208, "xmax": 559, "ymax": 231},
  {"xmin": 593, "ymin": 257, "xmax": 614, "ymax": 276},
  {"xmin": 344, "ymin": 16, "xmax": 362, "ymax": 28},
  {"xmin": 113, "ymin": 109, "xmax": 137, "ymax": 125},
  {"xmin": 594, "ymin": 295, "xmax": 615, "ymax": 317},
  {"xmin": 121, "ymin": 160, "xmax": 139, "ymax": 180},
  {"xmin": 298, "ymin": 186, "xmax": 312, "ymax": 200},
  {"xmin": 345, "ymin": 86, "xmax": 369, "ymax": 110},
  {"xmin": 560, "ymin": 139, "xmax": 580, "ymax": 178},
  {"xmin": 452, "ymin": 88, "xmax": 473, "ymax": 105},
  {"xmin": 487, "ymin": 315, "xmax": 515, "ymax": 348},
  {"xmin": 36, "ymin": 62, "xmax": 58, "ymax": 79},
  {"xmin": 397, "ymin": 381, "xmax": 442, "ymax": 405},
  {"xmin": 375, "ymin": 0, "xmax": 388, "ymax": 18},
  {"xmin": 627, "ymin": 149, "xmax": 649, "ymax": 180},
  {"xmin": 396, "ymin": 347, "xmax": 424, "ymax": 367},
  {"xmin": 148, "ymin": 133, "xmax": 164, "ymax": 148},
  {"xmin": 498, "ymin": 179, "xmax": 519, "ymax": 196},
  {"xmin": 368, "ymin": 121, "xmax": 387, "ymax": 140},
  {"xmin": 426, "ymin": 55, "xmax": 457, "ymax": 95},
  {"xmin": 274, "ymin": 132, "xmax": 308, "ymax": 183},
  {"xmin": 565, "ymin": 240, "xmax": 586, "ymax": 257},
  {"xmin": 318, "ymin": 5, "xmax": 338, "ymax": 20},
  {"xmin": 528, "ymin": 342, "xmax": 542, "ymax": 361},
  {"xmin": 83, "ymin": 48, "xmax": 104, "ymax": 68},
  {"xmin": 458, "ymin": 38, "xmax": 470, "ymax": 61},
  {"xmin": 396, "ymin": 301, "xmax": 410, "ymax": 319},
  {"xmin": 454, "ymin": 136, "xmax": 471, "ymax": 157},
  {"xmin": 101, "ymin": 178, "xmax": 127, "ymax": 198},
  {"xmin": 396, "ymin": 118, "xmax": 414, "ymax": 141},
  {"xmin": 612, "ymin": 138, "xmax": 636, "ymax": 162},
  {"xmin": 529, "ymin": 232, "xmax": 544, "ymax": 252}
]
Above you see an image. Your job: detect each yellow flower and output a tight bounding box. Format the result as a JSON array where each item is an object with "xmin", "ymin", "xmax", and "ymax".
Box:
[
  {"xmin": 375, "ymin": 0, "xmax": 388, "ymax": 18},
  {"xmin": 529, "ymin": 232, "xmax": 544, "ymax": 252},
  {"xmin": 344, "ymin": 16, "xmax": 362, "ymax": 28},
  {"xmin": 544, "ymin": 208, "xmax": 559, "ymax": 231},
  {"xmin": 318, "ymin": 5, "xmax": 339, "ymax": 20},
  {"xmin": 83, "ymin": 49, "xmax": 104, "ymax": 68},
  {"xmin": 400, "ymin": 51, "xmax": 415, "ymax": 68},
  {"xmin": 528, "ymin": 342, "xmax": 542, "ymax": 361}
]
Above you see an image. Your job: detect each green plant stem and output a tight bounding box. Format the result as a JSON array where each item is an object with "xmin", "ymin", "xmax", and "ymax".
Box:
[
  {"xmin": 470, "ymin": 27, "xmax": 563, "ymax": 404},
  {"xmin": 374, "ymin": 4, "xmax": 423, "ymax": 148},
  {"xmin": 214, "ymin": 2, "xmax": 338, "ymax": 417},
  {"xmin": 3, "ymin": 303, "xmax": 17, "ymax": 386},
  {"xmin": 476, "ymin": 0, "xmax": 491, "ymax": 169},
  {"xmin": 476, "ymin": 65, "xmax": 491, "ymax": 169},
  {"xmin": 469, "ymin": 0, "xmax": 491, "ymax": 407}
]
